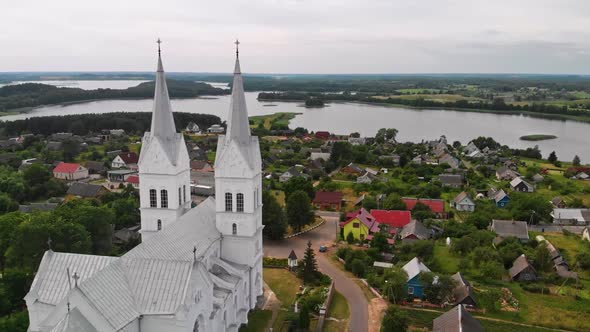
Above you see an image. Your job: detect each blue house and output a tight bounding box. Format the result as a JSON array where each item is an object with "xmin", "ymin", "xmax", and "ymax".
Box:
[
  {"xmin": 402, "ymin": 257, "xmax": 431, "ymax": 298},
  {"xmin": 492, "ymin": 189, "xmax": 510, "ymax": 208}
]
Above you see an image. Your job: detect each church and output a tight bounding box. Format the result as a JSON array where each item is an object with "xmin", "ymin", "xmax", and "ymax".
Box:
[{"xmin": 24, "ymin": 41, "xmax": 264, "ymax": 332}]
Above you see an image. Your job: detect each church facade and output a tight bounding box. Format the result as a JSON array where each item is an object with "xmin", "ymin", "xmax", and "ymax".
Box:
[{"xmin": 24, "ymin": 43, "xmax": 264, "ymax": 332}]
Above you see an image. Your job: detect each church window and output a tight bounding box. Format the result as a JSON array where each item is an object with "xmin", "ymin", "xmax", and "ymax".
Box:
[
  {"xmin": 179, "ymin": 187, "xmax": 182, "ymax": 206},
  {"xmin": 161, "ymin": 190, "xmax": 168, "ymax": 208},
  {"xmin": 157, "ymin": 219, "xmax": 162, "ymax": 231},
  {"xmin": 183, "ymin": 185, "xmax": 187, "ymax": 203},
  {"xmin": 149, "ymin": 189, "xmax": 157, "ymax": 207},
  {"xmin": 237, "ymin": 193, "xmax": 244, "ymax": 212},
  {"xmin": 254, "ymin": 190, "xmax": 257, "ymax": 208},
  {"xmin": 225, "ymin": 193, "xmax": 232, "ymax": 211},
  {"xmin": 232, "ymin": 223, "xmax": 237, "ymax": 235}
]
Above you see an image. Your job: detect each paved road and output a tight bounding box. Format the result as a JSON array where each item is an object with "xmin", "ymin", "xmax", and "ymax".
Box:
[{"xmin": 264, "ymin": 215, "xmax": 369, "ymax": 332}]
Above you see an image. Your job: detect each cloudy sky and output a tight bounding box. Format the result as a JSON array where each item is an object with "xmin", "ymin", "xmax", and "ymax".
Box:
[{"xmin": 1, "ymin": 0, "xmax": 589, "ymax": 74}]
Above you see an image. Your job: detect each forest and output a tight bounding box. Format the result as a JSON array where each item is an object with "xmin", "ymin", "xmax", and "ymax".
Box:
[{"xmin": 0, "ymin": 80, "xmax": 228, "ymax": 112}]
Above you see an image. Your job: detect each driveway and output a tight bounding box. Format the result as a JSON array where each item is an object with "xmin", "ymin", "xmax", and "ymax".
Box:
[{"xmin": 264, "ymin": 215, "xmax": 369, "ymax": 332}]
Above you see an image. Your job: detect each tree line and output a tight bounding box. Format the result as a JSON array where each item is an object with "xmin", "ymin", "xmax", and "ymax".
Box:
[
  {"xmin": 0, "ymin": 112, "xmax": 221, "ymax": 137},
  {"xmin": 0, "ymin": 80, "xmax": 228, "ymax": 112}
]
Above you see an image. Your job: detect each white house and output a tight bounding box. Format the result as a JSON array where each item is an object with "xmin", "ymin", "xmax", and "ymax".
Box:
[
  {"xmin": 52, "ymin": 162, "xmax": 89, "ymax": 180},
  {"xmin": 452, "ymin": 191, "xmax": 476, "ymax": 212},
  {"xmin": 25, "ymin": 42, "xmax": 263, "ymax": 332},
  {"xmin": 111, "ymin": 152, "xmax": 139, "ymax": 169}
]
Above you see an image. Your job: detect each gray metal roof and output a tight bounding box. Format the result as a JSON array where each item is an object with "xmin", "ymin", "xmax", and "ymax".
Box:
[
  {"xmin": 491, "ymin": 220, "xmax": 529, "ymax": 240},
  {"xmin": 226, "ymin": 55, "xmax": 251, "ymax": 145},
  {"xmin": 433, "ymin": 304, "xmax": 483, "ymax": 332}
]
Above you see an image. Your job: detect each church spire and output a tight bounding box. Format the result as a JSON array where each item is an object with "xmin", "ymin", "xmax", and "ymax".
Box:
[
  {"xmin": 150, "ymin": 38, "xmax": 177, "ymax": 140},
  {"xmin": 226, "ymin": 39, "xmax": 251, "ymax": 144}
]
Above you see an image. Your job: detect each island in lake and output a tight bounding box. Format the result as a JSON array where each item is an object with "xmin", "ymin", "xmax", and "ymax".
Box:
[{"xmin": 520, "ymin": 134, "xmax": 558, "ymax": 141}]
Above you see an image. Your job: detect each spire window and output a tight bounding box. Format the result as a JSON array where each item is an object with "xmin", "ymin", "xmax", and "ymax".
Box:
[
  {"xmin": 237, "ymin": 193, "xmax": 244, "ymax": 212},
  {"xmin": 183, "ymin": 185, "xmax": 187, "ymax": 203},
  {"xmin": 179, "ymin": 187, "xmax": 182, "ymax": 206},
  {"xmin": 232, "ymin": 223, "xmax": 237, "ymax": 235},
  {"xmin": 157, "ymin": 219, "xmax": 162, "ymax": 231},
  {"xmin": 150, "ymin": 189, "xmax": 157, "ymax": 208},
  {"xmin": 161, "ymin": 189, "xmax": 168, "ymax": 208},
  {"xmin": 225, "ymin": 193, "xmax": 233, "ymax": 212}
]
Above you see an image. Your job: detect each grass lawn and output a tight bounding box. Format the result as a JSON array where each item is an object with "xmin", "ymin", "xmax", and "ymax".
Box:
[
  {"xmin": 263, "ymin": 268, "xmax": 301, "ymax": 307},
  {"xmin": 239, "ymin": 310, "xmax": 273, "ymax": 332},
  {"xmin": 432, "ymin": 242, "xmax": 460, "ymax": 274},
  {"xmin": 324, "ymin": 290, "xmax": 350, "ymax": 332},
  {"xmin": 270, "ymin": 190, "xmax": 286, "ymax": 206},
  {"xmin": 249, "ymin": 112, "xmax": 298, "ymax": 130}
]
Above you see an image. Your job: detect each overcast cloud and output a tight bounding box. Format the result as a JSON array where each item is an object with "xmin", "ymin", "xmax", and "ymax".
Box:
[{"xmin": 1, "ymin": 0, "xmax": 589, "ymax": 73}]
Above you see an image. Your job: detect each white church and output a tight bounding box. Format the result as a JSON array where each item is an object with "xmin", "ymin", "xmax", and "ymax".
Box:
[{"xmin": 24, "ymin": 42, "xmax": 264, "ymax": 332}]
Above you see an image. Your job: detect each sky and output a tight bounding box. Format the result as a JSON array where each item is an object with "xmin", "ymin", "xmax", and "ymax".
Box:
[{"xmin": 1, "ymin": 0, "xmax": 590, "ymax": 74}]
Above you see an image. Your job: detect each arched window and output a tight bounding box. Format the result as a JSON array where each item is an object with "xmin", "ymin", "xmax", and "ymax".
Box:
[
  {"xmin": 232, "ymin": 223, "xmax": 237, "ymax": 235},
  {"xmin": 161, "ymin": 189, "xmax": 168, "ymax": 208},
  {"xmin": 183, "ymin": 185, "xmax": 187, "ymax": 203},
  {"xmin": 157, "ymin": 219, "xmax": 162, "ymax": 231},
  {"xmin": 225, "ymin": 193, "xmax": 232, "ymax": 212},
  {"xmin": 179, "ymin": 187, "xmax": 182, "ymax": 206},
  {"xmin": 236, "ymin": 193, "xmax": 244, "ymax": 212},
  {"xmin": 149, "ymin": 189, "xmax": 157, "ymax": 208}
]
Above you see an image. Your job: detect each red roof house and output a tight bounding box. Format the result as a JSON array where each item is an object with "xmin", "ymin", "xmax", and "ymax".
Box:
[
  {"xmin": 402, "ymin": 198, "xmax": 446, "ymax": 218},
  {"xmin": 313, "ymin": 191, "xmax": 343, "ymax": 211},
  {"xmin": 371, "ymin": 210, "xmax": 412, "ymax": 228},
  {"xmin": 315, "ymin": 131, "xmax": 331, "ymax": 140},
  {"xmin": 53, "ymin": 162, "xmax": 89, "ymax": 181},
  {"xmin": 112, "ymin": 152, "xmax": 139, "ymax": 169},
  {"xmin": 340, "ymin": 208, "xmax": 381, "ymax": 232},
  {"xmin": 126, "ymin": 175, "xmax": 140, "ymax": 187}
]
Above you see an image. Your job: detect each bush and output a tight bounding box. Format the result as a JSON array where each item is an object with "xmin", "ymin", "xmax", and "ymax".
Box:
[
  {"xmin": 521, "ymin": 283, "xmax": 550, "ymax": 294},
  {"xmin": 346, "ymin": 232, "xmax": 355, "ymax": 244},
  {"xmin": 351, "ymin": 259, "xmax": 366, "ymax": 277},
  {"xmin": 336, "ymin": 246, "xmax": 352, "ymax": 260},
  {"xmin": 262, "ymin": 257, "xmax": 288, "ymax": 267}
]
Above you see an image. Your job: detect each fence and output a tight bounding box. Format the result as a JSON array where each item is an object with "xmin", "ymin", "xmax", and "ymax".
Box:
[{"xmin": 315, "ymin": 281, "xmax": 336, "ymax": 332}]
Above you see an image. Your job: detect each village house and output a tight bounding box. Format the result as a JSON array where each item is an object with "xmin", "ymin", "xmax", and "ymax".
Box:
[
  {"xmin": 279, "ymin": 166, "xmax": 309, "ymax": 183},
  {"xmin": 402, "ymin": 198, "xmax": 446, "ymax": 219},
  {"xmin": 551, "ymin": 197, "xmax": 566, "ymax": 208},
  {"xmin": 339, "ymin": 208, "xmax": 380, "ymax": 241},
  {"xmin": 509, "ymin": 254, "xmax": 537, "ymax": 281},
  {"xmin": 66, "ymin": 182, "xmax": 108, "ymax": 200},
  {"xmin": 111, "ymin": 152, "xmax": 139, "ymax": 169},
  {"xmin": 85, "ymin": 161, "xmax": 107, "ymax": 175},
  {"xmin": 491, "ymin": 219, "xmax": 529, "ymax": 244},
  {"xmin": 371, "ymin": 210, "xmax": 412, "ymax": 229},
  {"xmin": 438, "ymin": 153, "xmax": 460, "ymax": 169},
  {"xmin": 452, "ymin": 192, "xmax": 476, "ymax": 212},
  {"xmin": 190, "ymin": 160, "xmax": 214, "ymax": 172},
  {"xmin": 185, "ymin": 122, "xmax": 201, "ymax": 134},
  {"xmin": 552, "ymin": 208, "xmax": 590, "ymax": 225},
  {"xmin": 532, "ymin": 173, "xmax": 545, "ymax": 183},
  {"xmin": 379, "ymin": 154, "xmax": 401, "ymax": 166},
  {"xmin": 438, "ymin": 174, "xmax": 463, "ymax": 188},
  {"xmin": 207, "ymin": 124, "xmax": 224, "ymax": 133},
  {"xmin": 341, "ymin": 162, "xmax": 365, "ymax": 176},
  {"xmin": 510, "ymin": 177, "xmax": 534, "ymax": 192},
  {"xmin": 399, "ymin": 220, "xmax": 432, "ymax": 242},
  {"xmin": 489, "ymin": 188, "xmax": 510, "ymax": 207},
  {"xmin": 451, "ymin": 272, "xmax": 476, "ymax": 307},
  {"xmin": 357, "ymin": 171, "xmax": 378, "ymax": 184},
  {"xmin": 310, "ymin": 152, "xmax": 331, "ymax": 161},
  {"xmin": 576, "ymin": 172, "xmax": 589, "ymax": 180},
  {"xmin": 496, "ymin": 166, "xmax": 520, "ymax": 181},
  {"xmin": 107, "ymin": 169, "xmax": 138, "ymax": 188},
  {"xmin": 314, "ymin": 131, "xmax": 331, "ymax": 140},
  {"xmin": 432, "ymin": 305, "xmax": 483, "ymax": 332},
  {"xmin": 313, "ymin": 191, "xmax": 343, "ymax": 211},
  {"xmin": 402, "ymin": 257, "xmax": 431, "ymax": 298},
  {"xmin": 52, "ymin": 162, "xmax": 89, "ymax": 181}
]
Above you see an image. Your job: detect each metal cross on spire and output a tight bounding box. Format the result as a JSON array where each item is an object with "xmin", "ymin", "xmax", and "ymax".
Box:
[
  {"xmin": 235, "ymin": 39, "xmax": 240, "ymax": 58},
  {"xmin": 72, "ymin": 272, "xmax": 80, "ymax": 287},
  {"xmin": 193, "ymin": 246, "xmax": 197, "ymax": 262},
  {"xmin": 157, "ymin": 38, "xmax": 162, "ymax": 56}
]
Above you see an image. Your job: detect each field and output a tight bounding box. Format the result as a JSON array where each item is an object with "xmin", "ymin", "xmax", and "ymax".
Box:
[
  {"xmin": 324, "ymin": 291, "xmax": 350, "ymax": 331},
  {"xmin": 249, "ymin": 112, "xmax": 298, "ymax": 130},
  {"xmin": 263, "ymin": 268, "xmax": 302, "ymax": 331},
  {"xmin": 519, "ymin": 134, "xmax": 558, "ymax": 141}
]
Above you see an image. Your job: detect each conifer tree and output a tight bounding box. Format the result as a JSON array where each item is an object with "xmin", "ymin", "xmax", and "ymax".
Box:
[{"xmin": 301, "ymin": 241, "xmax": 318, "ymax": 284}]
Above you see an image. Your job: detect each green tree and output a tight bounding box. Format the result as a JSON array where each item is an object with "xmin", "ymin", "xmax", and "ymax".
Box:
[
  {"xmin": 382, "ymin": 268, "xmax": 408, "ymax": 304},
  {"xmin": 283, "ymin": 176, "xmax": 314, "ymax": 200},
  {"xmin": 0, "ymin": 212, "xmax": 26, "ymax": 273},
  {"xmin": 573, "ymin": 155, "xmax": 581, "ymax": 166},
  {"xmin": 371, "ymin": 232, "xmax": 390, "ymax": 252},
  {"xmin": 301, "ymin": 241, "xmax": 319, "ymax": 284},
  {"xmin": 298, "ymin": 304, "xmax": 310, "ymax": 329},
  {"xmin": 576, "ymin": 252, "xmax": 590, "ymax": 269},
  {"xmin": 262, "ymin": 191, "xmax": 287, "ymax": 240},
  {"xmin": 0, "ymin": 193, "xmax": 18, "ymax": 213},
  {"xmin": 412, "ymin": 202, "xmax": 435, "ymax": 222},
  {"xmin": 23, "ymin": 163, "xmax": 50, "ymax": 187},
  {"xmin": 286, "ymin": 190, "xmax": 313, "ymax": 232},
  {"xmin": 381, "ymin": 306, "xmax": 409, "ymax": 332},
  {"xmin": 61, "ymin": 138, "xmax": 81, "ymax": 162},
  {"xmin": 55, "ymin": 202, "xmax": 114, "ymax": 255},
  {"xmin": 383, "ymin": 194, "xmax": 407, "ymax": 210},
  {"xmin": 351, "ymin": 258, "xmax": 366, "ymax": 277},
  {"xmin": 534, "ymin": 244, "xmax": 552, "ymax": 272},
  {"xmin": 466, "ymin": 213, "xmax": 492, "ymax": 229},
  {"xmin": 421, "ymin": 273, "xmax": 456, "ymax": 304},
  {"xmin": 362, "ymin": 196, "xmax": 378, "ymax": 210},
  {"xmin": 480, "ymin": 261, "xmax": 504, "ymax": 281},
  {"xmin": 509, "ymin": 193, "xmax": 553, "ymax": 224},
  {"xmin": 346, "ymin": 231, "xmax": 355, "ymax": 244},
  {"xmin": 548, "ymin": 151, "xmax": 557, "ymax": 163}
]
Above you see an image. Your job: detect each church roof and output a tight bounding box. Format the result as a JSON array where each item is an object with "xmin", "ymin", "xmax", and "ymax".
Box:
[
  {"xmin": 28, "ymin": 198, "xmax": 222, "ymax": 330},
  {"xmin": 226, "ymin": 41, "xmax": 251, "ymax": 145},
  {"xmin": 50, "ymin": 307, "xmax": 97, "ymax": 332}
]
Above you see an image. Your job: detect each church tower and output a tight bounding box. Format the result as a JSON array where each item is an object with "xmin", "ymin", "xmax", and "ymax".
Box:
[
  {"xmin": 138, "ymin": 40, "xmax": 191, "ymax": 241},
  {"xmin": 215, "ymin": 41, "xmax": 264, "ymax": 308}
]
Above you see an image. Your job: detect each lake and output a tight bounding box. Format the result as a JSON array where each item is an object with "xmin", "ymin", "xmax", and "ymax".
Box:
[{"xmin": 0, "ymin": 86, "xmax": 588, "ymax": 161}]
